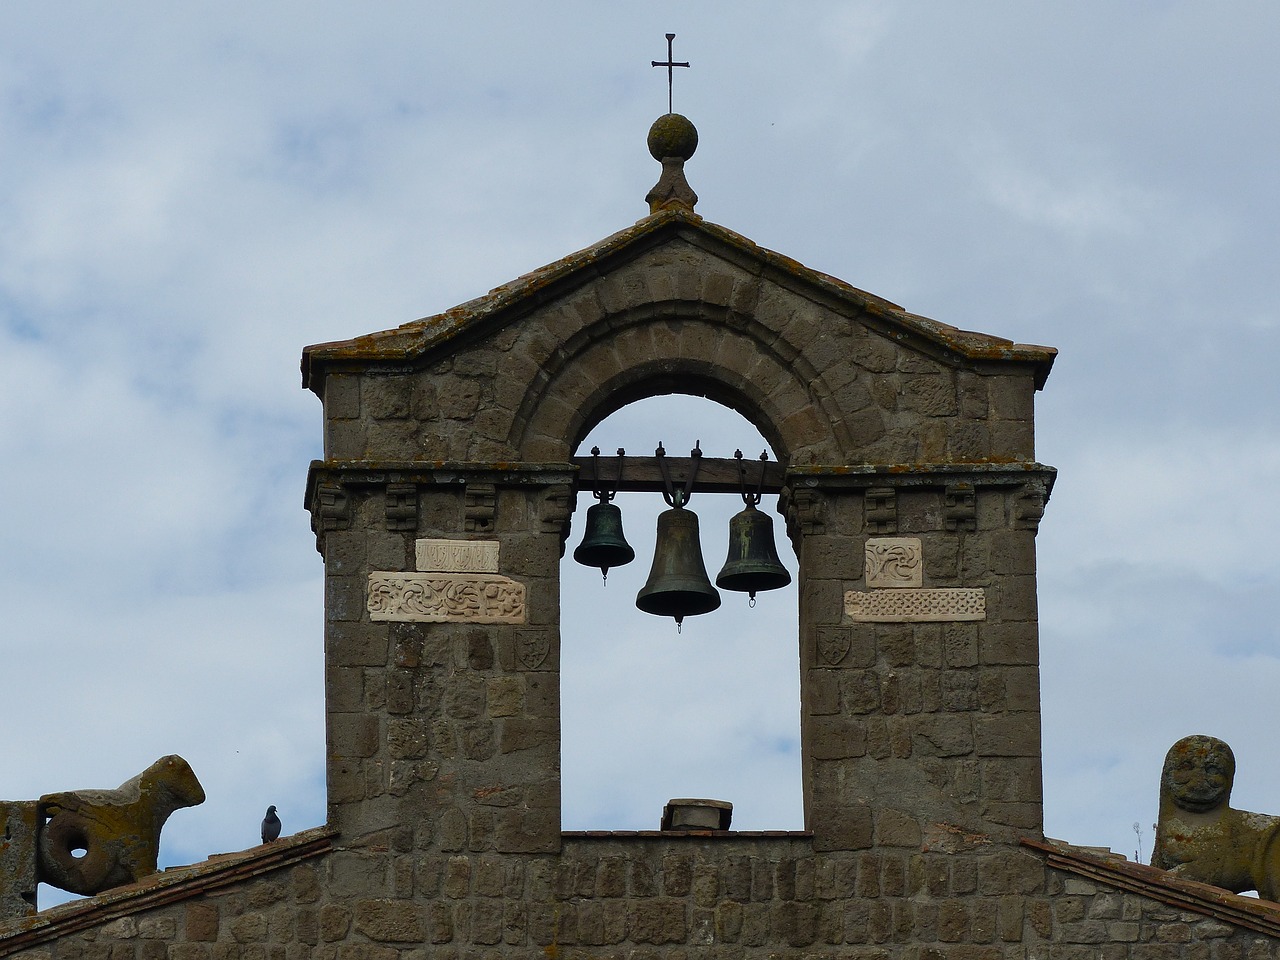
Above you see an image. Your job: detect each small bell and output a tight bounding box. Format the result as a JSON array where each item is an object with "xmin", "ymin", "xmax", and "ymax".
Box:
[
  {"xmin": 573, "ymin": 501, "xmax": 635, "ymax": 582},
  {"xmin": 716, "ymin": 502, "xmax": 792, "ymax": 603},
  {"xmin": 573, "ymin": 446, "xmax": 635, "ymax": 583},
  {"xmin": 716, "ymin": 448, "xmax": 791, "ymax": 605}
]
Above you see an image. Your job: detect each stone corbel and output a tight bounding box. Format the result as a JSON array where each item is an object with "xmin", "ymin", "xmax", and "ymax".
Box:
[
  {"xmin": 385, "ymin": 482, "xmax": 418, "ymax": 532},
  {"xmin": 538, "ymin": 484, "xmax": 575, "ymax": 549},
  {"xmin": 311, "ymin": 482, "xmax": 351, "ymax": 550},
  {"xmin": 1013, "ymin": 480, "xmax": 1047, "ymax": 531},
  {"xmin": 864, "ymin": 487, "xmax": 897, "ymax": 534},
  {"xmin": 781, "ymin": 485, "xmax": 828, "ymax": 544},
  {"xmin": 465, "ymin": 482, "xmax": 497, "ymax": 533},
  {"xmin": 944, "ymin": 483, "xmax": 977, "ymax": 532}
]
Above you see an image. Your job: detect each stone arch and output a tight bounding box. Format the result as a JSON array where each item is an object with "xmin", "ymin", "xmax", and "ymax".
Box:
[{"xmin": 510, "ymin": 301, "xmax": 853, "ymax": 464}]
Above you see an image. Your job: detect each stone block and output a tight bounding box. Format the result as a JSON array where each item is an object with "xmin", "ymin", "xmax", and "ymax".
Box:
[
  {"xmin": 0, "ymin": 800, "xmax": 37, "ymax": 920},
  {"xmin": 841, "ymin": 671, "xmax": 881, "ymax": 714},
  {"xmin": 903, "ymin": 375, "xmax": 958, "ymax": 417},
  {"xmin": 184, "ymin": 903, "xmax": 219, "ymax": 942},
  {"xmin": 809, "ymin": 717, "xmax": 868, "ymax": 759},
  {"xmin": 812, "ymin": 802, "xmax": 873, "ymax": 852},
  {"xmin": 324, "ymin": 374, "xmax": 361, "ymax": 419},
  {"xmin": 362, "ymin": 376, "xmax": 410, "ymax": 420},
  {"xmin": 876, "ymin": 808, "xmax": 922, "ymax": 848},
  {"xmin": 990, "ymin": 419, "xmax": 1035, "ymax": 460},
  {"xmin": 979, "ymin": 622, "xmax": 1038, "ymax": 665},
  {"xmin": 807, "ymin": 669, "xmax": 840, "ymax": 715},
  {"xmin": 989, "ymin": 375, "xmax": 1033, "ymax": 421},
  {"xmin": 944, "ymin": 624, "xmax": 980, "ymax": 667},
  {"xmin": 354, "ymin": 900, "xmax": 425, "ymax": 942},
  {"xmin": 627, "ymin": 898, "xmax": 688, "ymax": 945},
  {"xmin": 1004, "ymin": 666, "xmax": 1040, "ymax": 712},
  {"xmin": 331, "ymin": 713, "xmax": 380, "ymax": 759},
  {"xmin": 977, "ymin": 850, "xmax": 1045, "ymax": 894},
  {"xmin": 494, "ymin": 807, "xmax": 559, "ymax": 853},
  {"xmin": 974, "ymin": 717, "xmax": 1040, "ymax": 757},
  {"xmin": 913, "ymin": 715, "xmax": 974, "ymax": 757}
]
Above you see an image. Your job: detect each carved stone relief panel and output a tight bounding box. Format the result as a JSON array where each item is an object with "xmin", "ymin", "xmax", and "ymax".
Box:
[
  {"xmin": 864, "ymin": 538, "xmax": 922, "ymax": 588},
  {"xmin": 368, "ymin": 573, "xmax": 526, "ymax": 624},
  {"xmin": 844, "ymin": 587, "xmax": 985, "ymax": 623}
]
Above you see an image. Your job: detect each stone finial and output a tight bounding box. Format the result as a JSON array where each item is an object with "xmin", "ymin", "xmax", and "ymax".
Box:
[
  {"xmin": 645, "ymin": 114, "xmax": 699, "ymax": 214},
  {"xmin": 1152, "ymin": 735, "xmax": 1280, "ymax": 900}
]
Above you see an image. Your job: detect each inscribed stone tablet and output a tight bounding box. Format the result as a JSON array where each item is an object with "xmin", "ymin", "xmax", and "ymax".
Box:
[{"xmin": 416, "ymin": 538, "xmax": 500, "ymax": 573}]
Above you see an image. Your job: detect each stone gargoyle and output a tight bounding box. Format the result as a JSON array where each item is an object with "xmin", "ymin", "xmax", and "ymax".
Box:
[
  {"xmin": 1152, "ymin": 734, "xmax": 1280, "ymax": 900},
  {"xmin": 37, "ymin": 754, "xmax": 206, "ymax": 897}
]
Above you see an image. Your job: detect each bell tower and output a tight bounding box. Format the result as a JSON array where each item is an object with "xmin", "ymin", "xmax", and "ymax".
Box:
[{"xmin": 302, "ymin": 111, "xmax": 1054, "ymax": 868}]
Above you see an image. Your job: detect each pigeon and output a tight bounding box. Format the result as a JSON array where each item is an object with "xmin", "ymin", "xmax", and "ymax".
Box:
[{"xmin": 261, "ymin": 805, "xmax": 281, "ymax": 844}]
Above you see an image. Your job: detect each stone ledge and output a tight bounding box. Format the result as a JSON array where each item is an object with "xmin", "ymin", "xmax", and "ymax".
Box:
[{"xmin": 0, "ymin": 827, "xmax": 336, "ymax": 956}]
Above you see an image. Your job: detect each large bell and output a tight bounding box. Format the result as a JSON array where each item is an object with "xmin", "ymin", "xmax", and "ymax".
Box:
[
  {"xmin": 573, "ymin": 501, "xmax": 635, "ymax": 582},
  {"xmin": 636, "ymin": 506, "xmax": 721, "ymax": 625},
  {"xmin": 716, "ymin": 502, "xmax": 792, "ymax": 602}
]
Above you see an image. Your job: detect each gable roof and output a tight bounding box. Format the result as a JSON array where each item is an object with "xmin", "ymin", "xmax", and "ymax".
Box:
[
  {"xmin": 302, "ymin": 208, "xmax": 1057, "ymax": 394},
  {"xmin": 1024, "ymin": 836, "xmax": 1280, "ymax": 938},
  {"xmin": 0, "ymin": 828, "xmax": 335, "ymax": 957}
]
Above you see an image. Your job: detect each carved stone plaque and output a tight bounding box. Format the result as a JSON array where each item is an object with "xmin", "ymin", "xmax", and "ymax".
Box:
[
  {"xmin": 416, "ymin": 539, "xmax": 500, "ymax": 574},
  {"xmin": 844, "ymin": 588, "xmax": 985, "ymax": 623},
  {"xmin": 864, "ymin": 537, "xmax": 922, "ymax": 588},
  {"xmin": 369, "ymin": 573, "xmax": 526, "ymax": 623}
]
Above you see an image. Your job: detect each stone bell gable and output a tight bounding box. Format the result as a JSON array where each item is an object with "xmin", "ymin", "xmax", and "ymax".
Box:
[
  {"xmin": 300, "ymin": 203, "xmax": 1059, "ymax": 860},
  {"xmin": 11, "ymin": 119, "xmax": 1280, "ymax": 959}
]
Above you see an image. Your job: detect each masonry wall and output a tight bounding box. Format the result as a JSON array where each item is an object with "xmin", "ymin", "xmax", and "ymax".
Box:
[{"xmin": 12, "ymin": 848, "xmax": 1280, "ymax": 958}]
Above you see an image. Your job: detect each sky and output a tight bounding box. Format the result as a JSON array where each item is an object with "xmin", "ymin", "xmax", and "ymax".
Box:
[{"xmin": 2, "ymin": 3, "xmax": 1278, "ymax": 906}]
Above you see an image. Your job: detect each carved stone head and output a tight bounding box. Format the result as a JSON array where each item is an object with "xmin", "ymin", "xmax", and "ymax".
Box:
[{"xmin": 1162, "ymin": 734, "xmax": 1235, "ymax": 814}]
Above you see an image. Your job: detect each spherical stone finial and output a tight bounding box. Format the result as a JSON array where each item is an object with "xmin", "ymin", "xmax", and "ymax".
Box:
[{"xmin": 648, "ymin": 113, "xmax": 698, "ymax": 161}]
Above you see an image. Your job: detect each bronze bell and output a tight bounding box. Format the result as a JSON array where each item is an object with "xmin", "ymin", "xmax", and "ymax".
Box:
[
  {"xmin": 573, "ymin": 501, "xmax": 635, "ymax": 582},
  {"xmin": 716, "ymin": 502, "xmax": 792, "ymax": 603},
  {"xmin": 636, "ymin": 506, "xmax": 721, "ymax": 626}
]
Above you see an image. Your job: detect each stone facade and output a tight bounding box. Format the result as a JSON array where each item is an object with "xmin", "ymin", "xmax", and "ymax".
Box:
[{"xmin": 5, "ymin": 204, "xmax": 1280, "ymax": 958}]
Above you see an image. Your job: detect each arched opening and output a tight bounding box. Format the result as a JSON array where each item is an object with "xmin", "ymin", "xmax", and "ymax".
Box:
[{"xmin": 559, "ymin": 394, "xmax": 803, "ymax": 830}]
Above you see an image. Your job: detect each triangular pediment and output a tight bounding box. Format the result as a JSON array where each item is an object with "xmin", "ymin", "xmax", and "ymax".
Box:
[{"xmin": 303, "ymin": 209, "xmax": 1055, "ymax": 394}]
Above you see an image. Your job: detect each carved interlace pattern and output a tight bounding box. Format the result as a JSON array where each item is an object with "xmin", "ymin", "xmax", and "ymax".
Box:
[
  {"xmin": 844, "ymin": 588, "xmax": 986, "ymax": 623},
  {"xmin": 368, "ymin": 573, "xmax": 526, "ymax": 624},
  {"xmin": 864, "ymin": 538, "xmax": 923, "ymax": 588}
]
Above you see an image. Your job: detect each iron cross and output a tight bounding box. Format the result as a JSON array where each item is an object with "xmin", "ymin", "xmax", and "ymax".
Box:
[{"xmin": 651, "ymin": 33, "xmax": 690, "ymax": 115}]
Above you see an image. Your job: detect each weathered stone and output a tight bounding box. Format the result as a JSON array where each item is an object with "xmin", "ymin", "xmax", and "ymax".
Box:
[
  {"xmin": 1153, "ymin": 735, "xmax": 1280, "ymax": 901},
  {"xmin": 0, "ymin": 800, "xmax": 38, "ymax": 920},
  {"xmin": 37, "ymin": 756, "xmax": 205, "ymax": 897}
]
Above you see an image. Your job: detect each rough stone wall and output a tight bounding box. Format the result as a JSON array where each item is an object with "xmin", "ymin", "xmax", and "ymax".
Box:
[
  {"xmin": 797, "ymin": 483, "xmax": 1046, "ymax": 854},
  {"xmin": 13, "ymin": 851, "xmax": 1280, "ymax": 958},
  {"xmin": 1029, "ymin": 867, "xmax": 1280, "ymax": 959}
]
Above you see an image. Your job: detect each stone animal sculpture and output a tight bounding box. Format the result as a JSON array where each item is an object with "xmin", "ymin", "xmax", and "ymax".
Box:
[
  {"xmin": 1152, "ymin": 734, "xmax": 1280, "ymax": 900},
  {"xmin": 36, "ymin": 755, "xmax": 206, "ymax": 896}
]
